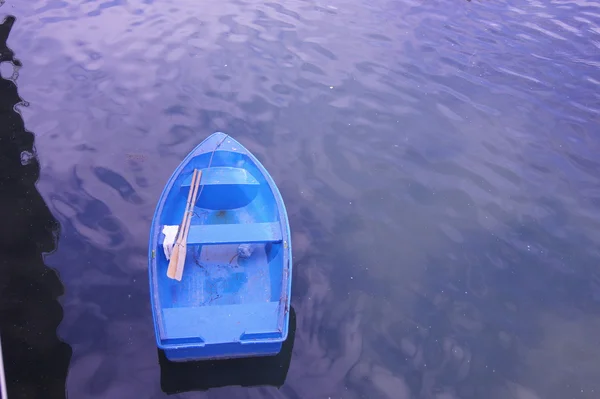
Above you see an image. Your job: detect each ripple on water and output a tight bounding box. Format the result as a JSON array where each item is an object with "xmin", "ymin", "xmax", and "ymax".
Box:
[{"xmin": 6, "ymin": 0, "xmax": 600, "ymax": 397}]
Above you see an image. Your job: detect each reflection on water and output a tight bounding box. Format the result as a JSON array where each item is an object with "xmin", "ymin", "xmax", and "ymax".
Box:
[
  {"xmin": 2, "ymin": 0, "xmax": 600, "ymax": 398},
  {"xmin": 0, "ymin": 15, "xmax": 71, "ymax": 399}
]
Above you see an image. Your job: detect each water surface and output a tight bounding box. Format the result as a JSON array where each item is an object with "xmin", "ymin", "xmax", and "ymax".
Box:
[{"xmin": 1, "ymin": 0, "xmax": 600, "ymax": 398}]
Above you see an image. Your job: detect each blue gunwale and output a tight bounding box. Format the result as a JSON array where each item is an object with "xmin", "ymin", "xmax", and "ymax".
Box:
[{"xmin": 148, "ymin": 132, "xmax": 292, "ymax": 360}]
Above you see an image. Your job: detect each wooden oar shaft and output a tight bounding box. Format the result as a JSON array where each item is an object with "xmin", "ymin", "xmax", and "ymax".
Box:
[
  {"xmin": 177, "ymin": 169, "xmax": 199, "ymax": 241},
  {"xmin": 174, "ymin": 169, "xmax": 202, "ymax": 281},
  {"xmin": 166, "ymin": 169, "xmax": 199, "ymax": 279},
  {"xmin": 182, "ymin": 170, "xmax": 201, "ymax": 245}
]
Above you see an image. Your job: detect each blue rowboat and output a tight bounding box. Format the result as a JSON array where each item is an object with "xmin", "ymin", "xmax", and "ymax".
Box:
[{"xmin": 148, "ymin": 132, "xmax": 292, "ymax": 362}]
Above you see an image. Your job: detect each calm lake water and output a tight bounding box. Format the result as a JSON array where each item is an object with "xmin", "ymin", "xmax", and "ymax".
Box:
[{"xmin": 1, "ymin": 0, "xmax": 600, "ymax": 398}]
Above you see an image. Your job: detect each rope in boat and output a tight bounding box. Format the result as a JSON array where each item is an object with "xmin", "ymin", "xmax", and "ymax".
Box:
[
  {"xmin": 194, "ymin": 133, "xmax": 229, "ymax": 207},
  {"xmin": 185, "ymin": 133, "xmax": 230, "ymax": 269}
]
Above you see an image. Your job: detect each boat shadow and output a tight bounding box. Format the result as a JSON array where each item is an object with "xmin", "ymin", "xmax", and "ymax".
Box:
[
  {"xmin": 0, "ymin": 15, "xmax": 72, "ymax": 399},
  {"xmin": 158, "ymin": 306, "xmax": 296, "ymax": 394}
]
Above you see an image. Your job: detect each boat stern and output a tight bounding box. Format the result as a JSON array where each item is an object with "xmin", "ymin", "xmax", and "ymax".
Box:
[
  {"xmin": 161, "ymin": 340, "xmax": 284, "ymax": 363},
  {"xmin": 156, "ymin": 302, "xmax": 287, "ymax": 362}
]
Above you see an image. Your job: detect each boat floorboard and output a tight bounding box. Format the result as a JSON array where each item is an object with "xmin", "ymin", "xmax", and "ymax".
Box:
[{"xmin": 167, "ymin": 244, "xmax": 271, "ymax": 308}]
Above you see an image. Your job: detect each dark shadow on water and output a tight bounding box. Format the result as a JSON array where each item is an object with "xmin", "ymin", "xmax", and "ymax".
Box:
[
  {"xmin": 159, "ymin": 306, "xmax": 296, "ymax": 395},
  {"xmin": 0, "ymin": 15, "xmax": 72, "ymax": 399}
]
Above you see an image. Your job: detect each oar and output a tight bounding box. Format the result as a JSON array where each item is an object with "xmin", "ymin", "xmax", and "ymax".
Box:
[
  {"xmin": 175, "ymin": 170, "xmax": 202, "ymax": 281},
  {"xmin": 166, "ymin": 168, "xmax": 199, "ymax": 280},
  {"xmin": 174, "ymin": 169, "xmax": 202, "ymax": 281},
  {"xmin": 166, "ymin": 169, "xmax": 198, "ymax": 279}
]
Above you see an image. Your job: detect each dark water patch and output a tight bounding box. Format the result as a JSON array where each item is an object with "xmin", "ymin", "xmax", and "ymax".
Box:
[
  {"xmin": 300, "ymin": 61, "xmax": 325, "ymax": 75},
  {"xmin": 74, "ymin": 143, "xmax": 97, "ymax": 152},
  {"xmin": 264, "ymin": 2, "xmax": 302, "ymax": 22},
  {"xmin": 93, "ymin": 166, "xmax": 143, "ymax": 205},
  {"xmin": 0, "ymin": 15, "xmax": 71, "ymax": 399},
  {"xmin": 300, "ymin": 41, "xmax": 337, "ymax": 61},
  {"xmin": 164, "ymin": 104, "xmax": 188, "ymax": 116},
  {"xmin": 253, "ymin": 9, "xmax": 296, "ymax": 30}
]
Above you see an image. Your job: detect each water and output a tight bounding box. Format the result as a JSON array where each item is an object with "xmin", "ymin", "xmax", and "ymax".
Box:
[{"xmin": 0, "ymin": 0, "xmax": 599, "ymax": 397}]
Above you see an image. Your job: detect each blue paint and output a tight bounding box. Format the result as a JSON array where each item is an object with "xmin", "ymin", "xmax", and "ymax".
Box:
[
  {"xmin": 159, "ymin": 222, "xmax": 282, "ymax": 246},
  {"xmin": 180, "ymin": 166, "xmax": 260, "ymax": 210},
  {"xmin": 148, "ymin": 132, "xmax": 292, "ymax": 362}
]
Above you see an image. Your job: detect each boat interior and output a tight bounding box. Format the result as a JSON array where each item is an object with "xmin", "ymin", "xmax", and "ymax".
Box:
[{"xmin": 154, "ymin": 149, "xmax": 287, "ymax": 345}]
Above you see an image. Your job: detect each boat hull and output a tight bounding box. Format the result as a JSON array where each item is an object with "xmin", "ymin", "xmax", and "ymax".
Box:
[
  {"xmin": 162, "ymin": 341, "xmax": 283, "ymax": 362},
  {"xmin": 148, "ymin": 132, "xmax": 292, "ymax": 362}
]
